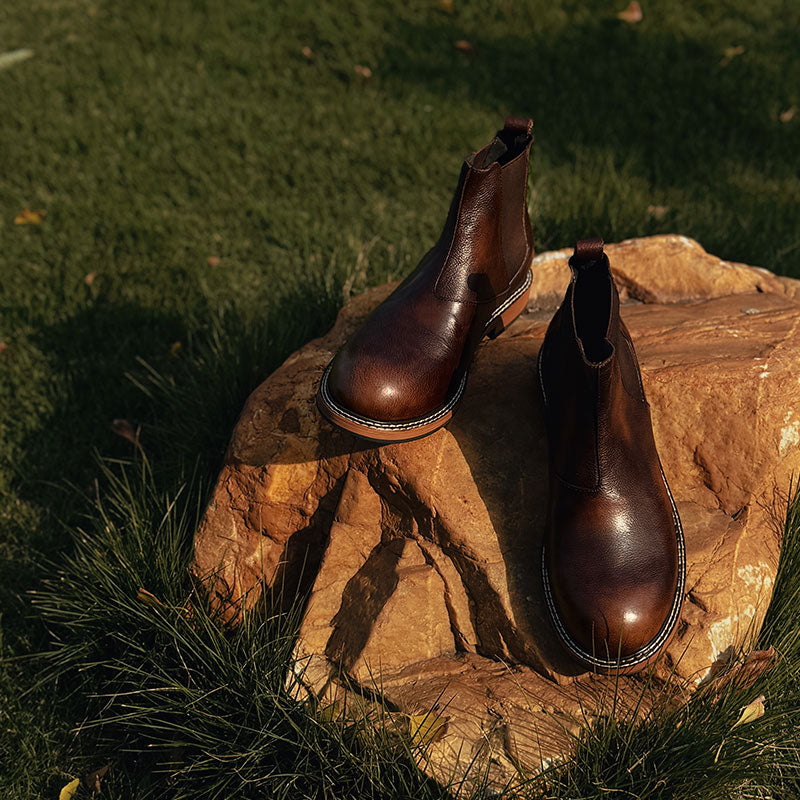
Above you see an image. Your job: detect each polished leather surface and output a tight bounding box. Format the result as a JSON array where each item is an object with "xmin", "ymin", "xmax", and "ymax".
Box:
[
  {"xmin": 539, "ymin": 241, "xmax": 681, "ymax": 663},
  {"xmin": 327, "ymin": 118, "xmax": 534, "ymax": 422}
]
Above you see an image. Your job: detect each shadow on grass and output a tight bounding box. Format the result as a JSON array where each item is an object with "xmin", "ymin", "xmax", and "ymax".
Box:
[
  {"xmin": 379, "ymin": 17, "xmax": 800, "ymax": 272},
  {"xmin": 18, "ymin": 284, "xmax": 337, "ymax": 470},
  {"xmin": 381, "ymin": 19, "xmax": 787, "ymax": 168},
  {"xmin": 2, "ymin": 282, "xmax": 343, "ymax": 637},
  {"xmin": 28, "ymin": 455, "xmax": 452, "ymax": 799}
]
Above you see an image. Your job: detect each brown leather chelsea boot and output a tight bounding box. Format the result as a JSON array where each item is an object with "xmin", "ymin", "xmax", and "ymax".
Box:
[
  {"xmin": 538, "ymin": 238, "xmax": 685, "ymax": 673},
  {"xmin": 317, "ymin": 116, "xmax": 535, "ymax": 442}
]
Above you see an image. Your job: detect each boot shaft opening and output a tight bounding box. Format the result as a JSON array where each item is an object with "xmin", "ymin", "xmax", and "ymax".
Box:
[
  {"xmin": 573, "ymin": 258, "xmax": 613, "ymax": 364},
  {"xmin": 470, "ymin": 123, "xmax": 532, "ymax": 170}
]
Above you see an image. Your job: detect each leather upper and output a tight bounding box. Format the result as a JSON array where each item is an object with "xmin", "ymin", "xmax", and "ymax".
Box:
[
  {"xmin": 539, "ymin": 244, "xmax": 682, "ymax": 663},
  {"xmin": 327, "ymin": 119, "xmax": 534, "ymax": 422}
]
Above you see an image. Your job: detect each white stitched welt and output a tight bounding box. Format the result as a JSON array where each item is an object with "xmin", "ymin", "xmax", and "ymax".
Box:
[{"xmin": 319, "ymin": 366, "xmax": 467, "ymax": 430}]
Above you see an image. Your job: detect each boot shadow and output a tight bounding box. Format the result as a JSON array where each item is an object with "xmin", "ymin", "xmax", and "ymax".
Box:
[{"xmin": 447, "ymin": 311, "xmax": 586, "ymax": 678}]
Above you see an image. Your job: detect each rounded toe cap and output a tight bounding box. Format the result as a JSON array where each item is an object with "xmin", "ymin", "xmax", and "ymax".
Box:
[
  {"xmin": 549, "ymin": 555, "xmax": 679, "ymax": 664},
  {"xmin": 326, "ymin": 347, "xmax": 449, "ymax": 423}
]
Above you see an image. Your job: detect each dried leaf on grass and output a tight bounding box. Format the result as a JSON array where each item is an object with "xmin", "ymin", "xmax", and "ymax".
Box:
[
  {"xmin": 318, "ymin": 701, "xmax": 343, "ymax": 723},
  {"xmin": 617, "ymin": 2, "xmax": 642, "ymax": 23},
  {"xmin": 721, "ymin": 45, "xmax": 745, "ymax": 66},
  {"xmin": 647, "ymin": 204, "xmax": 670, "ymax": 221},
  {"xmin": 110, "ymin": 418, "xmax": 140, "ymax": 446},
  {"xmin": 454, "ymin": 40, "xmax": 474, "ymax": 57},
  {"xmin": 779, "ymin": 107, "xmax": 796, "ymax": 123},
  {"xmin": 0, "ymin": 48, "xmax": 34, "ymax": 70},
  {"xmin": 353, "ymin": 64, "xmax": 372, "ymax": 78},
  {"xmin": 59, "ymin": 779, "xmax": 80, "ymax": 800},
  {"xmin": 301, "ymin": 46, "xmax": 314, "ymax": 60},
  {"xmin": 136, "ymin": 588, "xmax": 164, "ymax": 608},
  {"xmin": 714, "ymin": 693, "xmax": 767, "ymax": 762},
  {"xmin": 732, "ymin": 694, "xmax": 766, "ymax": 729},
  {"xmin": 408, "ymin": 711, "xmax": 448, "ymax": 747},
  {"xmin": 84, "ymin": 764, "xmax": 110, "ymax": 793},
  {"xmin": 14, "ymin": 208, "xmax": 46, "ymax": 225},
  {"xmin": 437, "ymin": 0, "xmax": 455, "ymax": 13},
  {"xmin": 710, "ymin": 647, "xmax": 776, "ymax": 700}
]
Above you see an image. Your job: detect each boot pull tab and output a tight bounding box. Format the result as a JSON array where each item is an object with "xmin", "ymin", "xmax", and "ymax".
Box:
[
  {"xmin": 573, "ymin": 237, "xmax": 605, "ymax": 266},
  {"xmin": 503, "ymin": 115, "xmax": 533, "ymax": 135}
]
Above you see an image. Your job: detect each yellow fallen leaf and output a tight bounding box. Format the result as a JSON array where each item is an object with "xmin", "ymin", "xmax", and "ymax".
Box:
[
  {"xmin": 715, "ymin": 694, "xmax": 767, "ymax": 762},
  {"xmin": 409, "ymin": 711, "xmax": 448, "ymax": 747},
  {"xmin": 14, "ymin": 208, "xmax": 46, "ymax": 225},
  {"xmin": 437, "ymin": 0, "xmax": 455, "ymax": 13},
  {"xmin": 617, "ymin": 1, "xmax": 642, "ymax": 23},
  {"xmin": 59, "ymin": 778, "xmax": 80, "ymax": 800},
  {"xmin": 0, "ymin": 49, "xmax": 34, "ymax": 71},
  {"xmin": 169, "ymin": 340, "xmax": 183, "ymax": 357},
  {"xmin": 317, "ymin": 701, "xmax": 342, "ymax": 723},
  {"xmin": 301, "ymin": 46, "xmax": 314, "ymax": 60},
  {"xmin": 732, "ymin": 694, "xmax": 765, "ymax": 728}
]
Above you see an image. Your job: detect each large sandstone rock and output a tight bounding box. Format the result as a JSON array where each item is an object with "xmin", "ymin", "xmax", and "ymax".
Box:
[{"xmin": 193, "ymin": 235, "xmax": 800, "ymax": 791}]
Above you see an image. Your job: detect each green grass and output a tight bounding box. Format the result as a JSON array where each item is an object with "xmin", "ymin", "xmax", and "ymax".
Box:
[
  {"xmin": 1, "ymin": 0, "xmax": 799, "ymax": 796},
  {"xmin": 21, "ymin": 462, "xmax": 800, "ymax": 799}
]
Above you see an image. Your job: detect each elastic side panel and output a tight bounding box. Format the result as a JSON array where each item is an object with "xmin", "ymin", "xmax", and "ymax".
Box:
[
  {"xmin": 500, "ymin": 150, "xmax": 531, "ymax": 282},
  {"xmin": 541, "ymin": 298, "xmax": 600, "ymax": 490},
  {"xmin": 434, "ymin": 166, "xmax": 505, "ymax": 304}
]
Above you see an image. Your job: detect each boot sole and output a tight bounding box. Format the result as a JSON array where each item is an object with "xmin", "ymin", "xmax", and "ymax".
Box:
[
  {"xmin": 316, "ymin": 268, "xmax": 533, "ymax": 443},
  {"xmin": 541, "ymin": 465, "xmax": 687, "ymax": 675}
]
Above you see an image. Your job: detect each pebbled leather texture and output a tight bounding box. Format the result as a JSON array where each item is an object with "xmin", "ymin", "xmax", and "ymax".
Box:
[
  {"xmin": 325, "ymin": 119, "xmax": 534, "ymax": 423},
  {"xmin": 539, "ymin": 240, "xmax": 684, "ymax": 667}
]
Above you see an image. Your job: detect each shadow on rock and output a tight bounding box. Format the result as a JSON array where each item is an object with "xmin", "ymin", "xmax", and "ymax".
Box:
[{"xmin": 448, "ymin": 311, "xmax": 585, "ymax": 678}]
